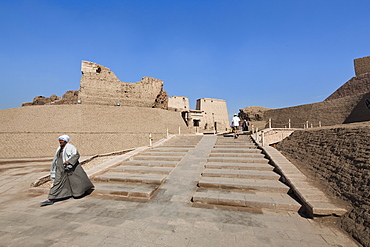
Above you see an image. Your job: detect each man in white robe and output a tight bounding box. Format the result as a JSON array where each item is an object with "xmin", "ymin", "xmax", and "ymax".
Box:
[{"xmin": 40, "ymin": 135, "xmax": 94, "ymax": 206}]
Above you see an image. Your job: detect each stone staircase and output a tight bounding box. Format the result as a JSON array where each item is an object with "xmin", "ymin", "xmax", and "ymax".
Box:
[
  {"xmin": 192, "ymin": 135, "xmax": 302, "ymax": 211},
  {"xmin": 92, "ymin": 135, "xmax": 202, "ymax": 200}
]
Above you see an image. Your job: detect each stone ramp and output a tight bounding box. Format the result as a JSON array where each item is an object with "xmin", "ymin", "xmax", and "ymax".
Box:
[
  {"xmin": 92, "ymin": 135, "xmax": 203, "ymax": 200},
  {"xmin": 261, "ymin": 145, "xmax": 348, "ymax": 217},
  {"xmin": 192, "ymin": 135, "xmax": 301, "ymax": 211}
]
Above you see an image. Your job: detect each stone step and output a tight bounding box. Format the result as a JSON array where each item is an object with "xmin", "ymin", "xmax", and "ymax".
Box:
[
  {"xmin": 209, "ymin": 153, "xmax": 265, "ymax": 158},
  {"xmin": 123, "ymin": 160, "xmax": 177, "ymax": 167},
  {"xmin": 211, "ymin": 148, "xmax": 261, "ymax": 153},
  {"xmin": 214, "ymin": 144, "xmax": 256, "ymax": 149},
  {"xmin": 216, "ymin": 138, "xmax": 253, "ymax": 142},
  {"xmin": 111, "ymin": 166, "xmax": 173, "ymax": 174},
  {"xmin": 202, "ymin": 169, "xmax": 280, "ymax": 180},
  {"xmin": 94, "ymin": 182, "xmax": 159, "ymax": 200},
  {"xmin": 140, "ymin": 151, "xmax": 186, "ymax": 157},
  {"xmin": 205, "ymin": 162, "xmax": 274, "ymax": 171},
  {"xmin": 192, "ymin": 190, "xmax": 301, "ymax": 211},
  {"xmin": 93, "ymin": 172, "xmax": 166, "ymax": 185},
  {"xmin": 216, "ymin": 140, "xmax": 254, "ymax": 144},
  {"xmin": 207, "ymin": 157, "xmax": 268, "ymax": 164},
  {"xmin": 150, "ymin": 147, "xmax": 190, "ymax": 152},
  {"xmin": 198, "ymin": 177, "xmax": 290, "ymax": 193},
  {"xmin": 134, "ymin": 155, "xmax": 183, "ymax": 161},
  {"xmin": 159, "ymin": 145, "xmax": 197, "ymax": 148},
  {"xmin": 216, "ymin": 138, "xmax": 255, "ymax": 144}
]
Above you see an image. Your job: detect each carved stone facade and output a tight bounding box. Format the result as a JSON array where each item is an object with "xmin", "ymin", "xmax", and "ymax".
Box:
[
  {"xmin": 78, "ymin": 61, "xmax": 168, "ymax": 109},
  {"xmin": 196, "ymin": 98, "xmax": 230, "ymax": 132},
  {"xmin": 168, "ymin": 96, "xmax": 229, "ymax": 133},
  {"xmin": 168, "ymin": 96, "xmax": 190, "ymax": 111}
]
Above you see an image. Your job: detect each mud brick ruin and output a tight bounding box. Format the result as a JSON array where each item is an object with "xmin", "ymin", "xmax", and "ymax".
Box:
[
  {"xmin": 79, "ymin": 61, "xmax": 168, "ymax": 109},
  {"xmin": 354, "ymin": 55, "xmax": 370, "ymax": 76}
]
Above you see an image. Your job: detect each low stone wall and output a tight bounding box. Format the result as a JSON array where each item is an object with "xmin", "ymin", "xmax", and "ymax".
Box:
[
  {"xmin": 253, "ymin": 128, "xmax": 295, "ymax": 146},
  {"xmin": 275, "ymin": 124, "xmax": 370, "ymax": 247},
  {"xmin": 0, "ymin": 105, "xmax": 191, "ymax": 158}
]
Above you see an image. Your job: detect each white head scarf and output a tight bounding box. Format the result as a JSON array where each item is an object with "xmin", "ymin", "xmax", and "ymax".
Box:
[{"xmin": 58, "ymin": 135, "xmax": 70, "ymax": 143}]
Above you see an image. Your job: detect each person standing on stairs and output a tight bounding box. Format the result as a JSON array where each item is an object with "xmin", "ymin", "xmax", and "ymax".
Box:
[
  {"xmin": 40, "ymin": 135, "xmax": 94, "ymax": 206},
  {"xmin": 231, "ymin": 114, "xmax": 241, "ymax": 139}
]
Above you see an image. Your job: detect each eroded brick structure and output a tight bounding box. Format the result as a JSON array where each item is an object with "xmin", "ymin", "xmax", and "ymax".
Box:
[
  {"xmin": 79, "ymin": 61, "xmax": 168, "ymax": 109},
  {"xmin": 354, "ymin": 55, "xmax": 370, "ymax": 76}
]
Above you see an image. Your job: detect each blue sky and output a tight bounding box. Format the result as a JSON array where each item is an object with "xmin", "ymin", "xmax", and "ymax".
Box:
[{"xmin": 1, "ymin": 0, "xmax": 369, "ymax": 117}]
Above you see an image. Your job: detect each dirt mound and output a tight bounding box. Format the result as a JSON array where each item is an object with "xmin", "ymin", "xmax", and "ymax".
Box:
[
  {"xmin": 239, "ymin": 106, "xmax": 271, "ymax": 121},
  {"xmin": 276, "ymin": 124, "xmax": 370, "ymax": 247}
]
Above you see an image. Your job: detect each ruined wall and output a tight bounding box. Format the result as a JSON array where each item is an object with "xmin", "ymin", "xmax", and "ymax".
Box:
[
  {"xmin": 325, "ymin": 72, "xmax": 370, "ymax": 101},
  {"xmin": 196, "ymin": 98, "xmax": 229, "ymax": 132},
  {"xmin": 168, "ymin": 96, "xmax": 190, "ymax": 111},
  {"xmin": 0, "ymin": 105, "xmax": 190, "ymax": 158},
  {"xmin": 276, "ymin": 126, "xmax": 370, "ymax": 247},
  {"xmin": 343, "ymin": 92, "xmax": 370, "ymax": 123},
  {"xmin": 22, "ymin": 90, "xmax": 79, "ymax": 106},
  {"xmin": 78, "ymin": 61, "xmax": 168, "ymax": 109},
  {"xmin": 261, "ymin": 94, "xmax": 363, "ymax": 128},
  {"xmin": 354, "ymin": 55, "xmax": 370, "ymax": 76}
]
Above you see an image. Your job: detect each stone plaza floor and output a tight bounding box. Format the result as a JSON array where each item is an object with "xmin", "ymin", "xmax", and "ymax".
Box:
[{"xmin": 0, "ymin": 135, "xmax": 360, "ymax": 247}]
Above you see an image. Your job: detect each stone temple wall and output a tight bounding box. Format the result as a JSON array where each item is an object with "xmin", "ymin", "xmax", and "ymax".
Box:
[
  {"xmin": 196, "ymin": 98, "xmax": 230, "ymax": 132},
  {"xmin": 78, "ymin": 61, "xmax": 168, "ymax": 109},
  {"xmin": 168, "ymin": 96, "xmax": 190, "ymax": 111}
]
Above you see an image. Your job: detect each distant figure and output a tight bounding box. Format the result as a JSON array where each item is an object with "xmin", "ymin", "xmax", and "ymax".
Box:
[
  {"xmin": 40, "ymin": 135, "xmax": 94, "ymax": 206},
  {"xmin": 231, "ymin": 114, "xmax": 241, "ymax": 138},
  {"xmin": 242, "ymin": 120, "xmax": 249, "ymax": 131}
]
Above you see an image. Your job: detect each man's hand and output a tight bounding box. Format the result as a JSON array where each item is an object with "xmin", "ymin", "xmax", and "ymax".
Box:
[{"xmin": 64, "ymin": 163, "xmax": 74, "ymax": 172}]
